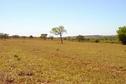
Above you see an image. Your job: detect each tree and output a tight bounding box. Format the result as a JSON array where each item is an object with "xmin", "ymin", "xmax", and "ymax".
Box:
[
  {"xmin": 29, "ymin": 35, "xmax": 34, "ymax": 38},
  {"xmin": 51, "ymin": 25, "xmax": 66, "ymax": 44},
  {"xmin": 76, "ymin": 35, "xmax": 85, "ymax": 42},
  {"xmin": 117, "ymin": 26, "xmax": 126, "ymax": 45},
  {"xmin": 0, "ymin": 33, "xmax": 9, "ymax": 39},
  {"xmin": 40, "ymin": 34, "xmax": 48, "ymax": 40},
  {"xmin": 4, "ymin": 33, "xmax": 9, "ymax": 39}
]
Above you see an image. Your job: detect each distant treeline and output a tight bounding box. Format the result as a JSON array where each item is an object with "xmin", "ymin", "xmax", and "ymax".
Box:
[
  {"xmin": 0, "ymin": 33, "xmax": 118, "ymax": 43},
  {"xmin": 0, "ymin": 33, "xmax": 53, "ymax": 40},
  {"xmin": 63, "ymin": 35, "xmax": 118, "ymax": 43}
]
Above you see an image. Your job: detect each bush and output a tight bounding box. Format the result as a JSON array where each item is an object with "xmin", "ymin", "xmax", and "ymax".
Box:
[
  {"xmin": 76, "ymin": 35, "xmax": 85, "ymax": 42},
  {"xmin": 29, "ymin": 35, "xmax": 34, "ymax": 38},
  {"xmin": 95, "ymin": 39, "xmax": 100, "ymax": 43},
  {"xmin": 117, "ymin": 26, "xmax": 126, "ymax": 45}
]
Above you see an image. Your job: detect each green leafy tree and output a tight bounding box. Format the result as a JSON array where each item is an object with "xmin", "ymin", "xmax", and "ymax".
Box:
[
  {"xmin": 117, "ymin": 26, "xmax": 126, "ymax": 45},
  {"xmin": 51, "ymin": 26, "xmax": 66, "ymax": 44}
]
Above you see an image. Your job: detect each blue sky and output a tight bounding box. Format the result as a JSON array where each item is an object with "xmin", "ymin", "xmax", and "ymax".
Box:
[{"xmin": 0, "ymin": 0, "xmax": 126, "ymax": 36}]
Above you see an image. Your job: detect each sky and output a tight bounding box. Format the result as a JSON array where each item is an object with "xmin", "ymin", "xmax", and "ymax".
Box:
[{"xmin": 0, "ymin": 0, "xmax": 126, "ymax": 36}]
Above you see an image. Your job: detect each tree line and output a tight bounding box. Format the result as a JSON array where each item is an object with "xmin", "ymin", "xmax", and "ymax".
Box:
[
  {"xmin": 0, "ymin": 33, "xmax": 53, "ymax": 39},
  {"xmin": 0, "ymin": 25, "xmax": 126, "ymax": 45}
]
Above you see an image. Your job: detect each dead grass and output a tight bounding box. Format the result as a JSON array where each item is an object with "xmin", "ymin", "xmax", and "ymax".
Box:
[{"xmin": 0, "ymin": 39, "xmax": 126, "ymax": 84}]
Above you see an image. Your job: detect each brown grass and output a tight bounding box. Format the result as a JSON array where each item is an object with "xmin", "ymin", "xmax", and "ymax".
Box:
[{"xmin": 0, "ymin": 39, "xmax": 126, "ymax": 84}]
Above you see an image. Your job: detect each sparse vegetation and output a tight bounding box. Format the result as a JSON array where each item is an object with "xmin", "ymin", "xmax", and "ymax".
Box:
[
  {"xmin": 11, "ymin": 35, "xmax": 20, "ymax": 38},
  {"xmin": 48, "ymin": 36, "xmax": 54, "ymax": 40},
  {"xmin": 95, "ymin": 39, "xmax": 100, "ymax": 43},
  {"xmin": 0, "ymin": 0, "xmax": 125, "ymax": 83},
  {"xmin": 0, "ymin": 33, "xmax": 9, "ymax": 39},
  {"xmin": 76, "ymin": 35, "xmax": 85, "ymax": 42},
  {"xmin": 0, "ymin": 39, "xmax": 126, "ymax": 84}
]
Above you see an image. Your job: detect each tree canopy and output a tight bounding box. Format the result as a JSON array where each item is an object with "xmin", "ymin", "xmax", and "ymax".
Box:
[
  {"xmin": 51, "ymin": 25, "xmax": 66, "ymax": 44},
  {"xmin": 117, "ymin": 26, "xmax": 126, "ymax": 45}
]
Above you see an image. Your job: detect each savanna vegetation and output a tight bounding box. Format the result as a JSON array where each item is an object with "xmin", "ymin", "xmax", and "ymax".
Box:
[
  {"xmin": 0, "ymin": 26, "xmax": 126, "ymax": 84},
  {"xmin": 0, "ymin": 39, "xmax": 126, "ymax": 84}
]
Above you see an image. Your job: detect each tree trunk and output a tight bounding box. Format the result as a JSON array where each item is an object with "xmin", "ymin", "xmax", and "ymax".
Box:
[{"xmin": 60, "ymin": 34, "xmax": 63, "ymax": 44}]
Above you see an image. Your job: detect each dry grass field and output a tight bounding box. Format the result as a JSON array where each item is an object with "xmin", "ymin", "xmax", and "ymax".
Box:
[{"xmin": 0, "ymin": 39, "xmax": 126, "ymax": 84}]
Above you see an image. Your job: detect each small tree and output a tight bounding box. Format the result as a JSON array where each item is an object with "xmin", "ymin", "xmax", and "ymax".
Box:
[
  {"xmin": 40, "ymin": 34, "xmax": 48, "ymax": 40},
  {"xmin": 29, "ymin": 35, "xmax": 34, "ymax": 38},
  {"xmin": 51, "ymin": 25, "xmax": 66, "ymax": 44},
  {"xmin": 117, "ymin": 26, "xmax": 126, "ymax": 45},
  {"xmin": 76, "ymin": 35, "xmax": 85, "ymax": 42},
  {"xmin": 95, "ymin": 39, "xmax": 100, "ymax": 43}
]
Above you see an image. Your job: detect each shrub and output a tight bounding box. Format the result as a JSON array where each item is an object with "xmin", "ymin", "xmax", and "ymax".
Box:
[
  {"xmin": 76, "ymin": 35, "xmax": 85, "ymax": 42},
  {"xmin": 95, "ymin": 39, "xmax": 100, "ymax": 43},
  {"xmin": 29, "ymin": 35, "xmax": 34, "ymax": 38},
  {"xmin": 117, "ymin": 26, "xmax": 126, "ymax": 45}
]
